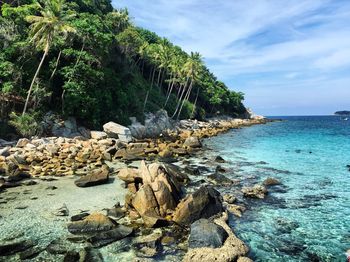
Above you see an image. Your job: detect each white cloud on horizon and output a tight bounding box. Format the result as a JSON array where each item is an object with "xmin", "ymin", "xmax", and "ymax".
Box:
[{"xmin": 113, "ymin": 0, "xmax": 350, "ymax": 115}]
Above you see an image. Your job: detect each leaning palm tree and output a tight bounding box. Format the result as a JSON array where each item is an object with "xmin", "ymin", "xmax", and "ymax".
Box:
[{"xmin": 23, "ymin": 0, "xmax": 75, "ymax": 115}]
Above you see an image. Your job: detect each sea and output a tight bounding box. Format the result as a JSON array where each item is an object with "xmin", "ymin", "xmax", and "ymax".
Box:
[{"xmin": 204, "ymin": 116, "xmax": 350, "ymax": 262}]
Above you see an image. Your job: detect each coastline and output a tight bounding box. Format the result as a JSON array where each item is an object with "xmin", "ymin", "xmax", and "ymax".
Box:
[{"xmin": 0, "ymin": 117, "xmax": 271, "ymax": 261}]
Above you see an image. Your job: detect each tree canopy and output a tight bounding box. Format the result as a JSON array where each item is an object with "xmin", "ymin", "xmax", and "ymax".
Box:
[{"xmin": 0, "ymin": 0, "xmax": 247, "ymax": 136}]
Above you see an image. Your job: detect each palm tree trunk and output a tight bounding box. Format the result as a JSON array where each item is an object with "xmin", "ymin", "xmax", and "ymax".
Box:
[
  {"xmin": 177, "ymin": 80, "xmax": 193, "ymax": 119},
  {"xmin": 191, "ymin": 86, "xmax": 200, "ymax": 117},
  {"xmin": 49, "ymin": 50, "xmax": 62, "ymax": 81},
  {"xmin": 23, "ymin": 49, "xmax": 48, "ymax": 115},
  {"xmin": 171, "ymin": 77, "xmax": 189, "ymax": 118},
  {"xmin": 164, "ymin": 75, "xmax": 175, "ymax": 108},
  {"xmin": 156, "ymin": 68, "xmax": 162, "ymax": 88}
]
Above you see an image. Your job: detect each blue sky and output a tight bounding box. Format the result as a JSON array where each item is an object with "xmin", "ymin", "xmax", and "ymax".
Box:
[{"xmin": 112, "ymin": 0, "xmax": 350, "ymax": 116}]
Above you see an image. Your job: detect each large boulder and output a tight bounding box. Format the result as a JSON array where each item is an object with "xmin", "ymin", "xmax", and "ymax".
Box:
[
  {"xmin": 67, "ymin": 213, "xmax": 116, "ymax": 234},
  {"xmin": 172, "ymin": 186, "xmax": 223, "ymax": 225},
  {"xmin": 103, "ymin": 122, "xmax": 132, "ymax": 142},
  {"xmin": 128, "ymin": 110, "xmax": 174, "ymax": 139},
  {"xmin": 189, "ymin": 219, "xmax": 228, "ymax": 248},
  {"xmin": 241, "ymin": 184, "xmax": 267, "ymax": 199},
  {"xmin": 90, "ymin": 131, "xmax": 108, "ymax": 140},
  {"xmin": 132, "ymin": 184, "xmax": 160, "ymax": 218},
  {"xmin": 88, "ymin": 225, "xmax": 133, "ymax": 247},
  {"xmin": 117, "ymin": 168, "xmax": 142, "ymax": 184},
  {"xmin": 183, "ymin": 136, "xmax": 201, "ymax": 148},
  {"xmin": 74, "ymin": 165, "xmax": 109, "ymax": 187}
]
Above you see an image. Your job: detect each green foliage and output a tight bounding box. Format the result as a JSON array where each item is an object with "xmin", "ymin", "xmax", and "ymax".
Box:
[
  {"xmin": 1, "ymin": 0, "xmax": 246, "ymax": 136},
  {"xmin": 9, "ymin": 111, "xmax": 41, "ymax": 137}
]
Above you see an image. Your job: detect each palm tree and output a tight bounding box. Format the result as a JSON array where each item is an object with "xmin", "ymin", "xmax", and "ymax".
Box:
[
  {"xmin": 176, "ymin": 52, "xmax": 203, "ymax": 119},
  {"xmin": 23, "ymin": 0, "xmax": 75, "ymax": 115}
]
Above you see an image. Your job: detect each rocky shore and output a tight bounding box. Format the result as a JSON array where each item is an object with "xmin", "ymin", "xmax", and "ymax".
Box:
[{"xmin": 0, "ymin": 113, "xmax": 271, "ymax": 261}]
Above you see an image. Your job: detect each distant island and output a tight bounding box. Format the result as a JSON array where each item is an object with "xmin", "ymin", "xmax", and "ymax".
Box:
[{"xmin": 335, "ymin": 111, "xmax": 350, "ymax": 115}]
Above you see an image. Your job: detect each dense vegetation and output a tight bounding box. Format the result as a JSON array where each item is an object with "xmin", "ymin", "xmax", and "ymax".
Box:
[{"xmin": 0, "ymin": 0, "xmax": 246, "ymax": 136}]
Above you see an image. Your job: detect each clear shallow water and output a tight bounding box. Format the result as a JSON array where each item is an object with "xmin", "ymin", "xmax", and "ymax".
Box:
[{"xmin": 205, "ymin": 116, "xmax": 350, "ymax": 262}]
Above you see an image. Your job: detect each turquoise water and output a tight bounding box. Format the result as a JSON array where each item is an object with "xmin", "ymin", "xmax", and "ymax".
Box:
[{"xmin": 205, "ymin": 116, "xmax": 350, "ymax": 261}]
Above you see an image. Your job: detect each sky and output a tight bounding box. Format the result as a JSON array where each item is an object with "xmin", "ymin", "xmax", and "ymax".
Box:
[{"xmin": 112, "ymin": 0, "xmax": 350, "ymax": 116}]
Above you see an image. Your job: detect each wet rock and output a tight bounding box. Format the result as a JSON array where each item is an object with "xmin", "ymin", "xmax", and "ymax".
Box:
[
  {"xmin": 183, "ymin": 136, "xmax": 201, "ymax": 148},
  {"xmin": 172, "ymin": 186, "xmax": 223, "ymax": 225},
  {"xmin": 133, "ymin": 229, "xmax": 162, "ymax": 258},
  {"xmin": 46, "ymin": 185, "xmax": 57, "ymax": 190},
  {"xmin": 15, "ymin": 205, "xmax": 28, "ymax": 210},
  {"xmin": 189, "ymin": 219, "xmax": 228, "ymax": 248},
  {"xmin": 223, "ymin": 194, "xmax": 236, "ymax": 204},
  {"xmin": 215, "ymin": 165, "xmax": 226, "ymax": 173},
  {"xmin": 106, "ymin": 205, "xmax": 125, "ymax": 220},
  {"xmin": 0, "ymin": 147, "xmax": 10, "ymax": 157},
  {"xmin": 88, "ymin": 225, "xmax": 133, "ymax": 247},
  {"xmin": 0, "ymin": 177, "xmax": 4, "ymax": 189},
  {"xmin": 275, "ymin": 217, "xmax": 299, "ymax": 234},
  {"xmin": 90, "ymin": 131, "xmax": 108, "ymax": 140},
  {"xmin": 67, "ymin": 213, "xmax": 117, "ymax": 234},
  {"xmin": 183, "ymin": 166, "xmax": 200, "ymax": 176},
  {"xmin": 207, "ymin": 172, "xmax": 233, "ymax": 186},
  {"xmin": 242, "ymin": 184, "xmax": 267, "ymax": 199},
  {"xmin": 103, "ymin": 122, "xmax": 133, "ymax": 142},
  {"xmin": 22, "ymin": 180, "xmax": 37, "ymax": 186},
  {"xmin": 79, "ymin": 247, "xmax": 103, "ymax": 262},
  {"xmin": 142, "ymin": 215, "xmax": 168, "ymax": 228},
  {"xmin": 75, "ymin": 165, "xmax": 109, "ymax": 187},
  {"xmin": 52, "ymin": 204, "xmax": 69, "ymax": 216},
  {"xmin": 63, "ymin": 251, "xmax": 80, "ymax": 262},
  {"xmin": 263, "ymin": 177, "xmax": 281, "ymax": 186},
  {"xmin": 215, "ymin": 155, "xmax": 226, "ymax": 163},
  {"xmin": 7, "ymin": 171, "xmax": 31, "ymax": 182},
  {"xmin": 46, "ymin": 239, "xmax": 69, "ymax": 254},
  {"xmin": 0, "ymin": 239, "xmax": 34, "ymax": 256},
  {"xmin": 226, "ymin": 204, "xmax": 245, "ymax": 217},
  {"xmin": 183, "ymin": 213, "xmax": 249, "ymax": 262},
  {"xmin": 18, "ymin": 246, "xmax": 43, "ymax": 260}
]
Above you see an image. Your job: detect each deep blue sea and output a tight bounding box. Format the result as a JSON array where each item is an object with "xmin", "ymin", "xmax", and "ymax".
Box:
[{"xmin": 205, "ymin": 116, "xmax": 350, "ymax": 262}]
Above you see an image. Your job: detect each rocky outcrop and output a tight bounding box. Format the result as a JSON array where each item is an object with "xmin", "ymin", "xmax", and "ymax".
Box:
[
  {"xmin": 172, "ymin": 186, "xmax": 223, "ymax": 225},
  {"xmin": 129, "ymin": 110, "xmax": 174, "ymax": 139},
  {"xmin": 103, "ymin": 122, "xmax": 133, "ymax": 142},
  {"xmin": 263, "ymin": 177, "xmax": 281, "ymax": 186},
  {"xmin": 242, "ymin": 184, "xmax": 268, "ymax": 199},
  {"xmin": 74, "ymin": 165, "xmax": 109, "ymax": 187},
  {"xmin": 183, "ymin": 212, "xmax": 249, "ymax": 262},
  {"xmin": 188, "ymin": 219, "xmax": 228, "ymax": 248}
]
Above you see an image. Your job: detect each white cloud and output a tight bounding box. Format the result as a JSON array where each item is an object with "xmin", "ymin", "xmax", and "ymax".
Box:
[{"xmin": 113, "ymin": 0, "xmax": 350, "ymax": 115}]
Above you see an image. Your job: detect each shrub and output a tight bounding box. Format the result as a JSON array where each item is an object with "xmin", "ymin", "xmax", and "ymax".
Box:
[{"xmin": 9, "ymin": 111, "xmax": 41, "ymax": 137}]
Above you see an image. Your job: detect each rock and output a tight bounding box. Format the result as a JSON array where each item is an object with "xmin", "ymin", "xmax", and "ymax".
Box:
[
  {"xmin": 46, "ymin": 239, "xmax": 69, "ymax": 254},
  {"xmin": 18, "ymin": 246, "xmax": 43, "ymax": 260},
  {"xmin": 7, "ymin": 170, "xmax": 31, "ymax": 182},
  {"xmin": 132, "ymin": 184, "xmax": 160, "ymax": 218},
  {"xmin": 67, "ymin": 213, "xmax": 117, "ymax": 234},
  {"xmin": 142, "ymin": 215, "xmax": 168, "ymax": 228},
  {"xmin": 0, "ymin": 147, "xmax": 10, "ymax": 157},
  {"xmin": 207, "ymin": 172, "xmax": 233, "ymax": 186},
  {"xmin": 79, "ymin": 247, "xmax": 103, "ymax": 262},
  {"xmin": 237, "ymin": 257, "xmax": 253, "ymax": 262},
  {"xmin": 0, "ymin": 239, "xmax": 34, "ymax": 256},
  {"xmin": 129, "ymin": 110, "xmax": 174, "ymax": 139},
  {"xmin": 106, "ymin": 206, "xmax": 125, "ymax": 220},
  {"xmin": 242, "ymin": 184, "xmax": 268, "ymax": 199},
  {"xmin": 226, "ymin": 204, "xmax": 245, "ymax": 217},
  {"xmin": 63, "ymin": 251, "xmax": 80, "ymax": 262},
  {"xmin": 88, "ymin": 225, "xmax": 133, "ymax": 247},
  {"xmin": 183, "ymin": 213, "xmax": 249, "ymax": 262},
  {"xmin": 74, "ymin": 165, "xmax": 109, "ymax": 187},
  {"xmin": 215, "ymin": 155, "xmax": 226, "ymax": 163},
  {"xmin": 263, "ymin": 177, "xmax": 281, "ymax": 186},
  {"xmin": 133, "ymin": 229, "xmax": 162, "ymax": 258},
  {"xmin": 117, "ymin": 168, "xmax": 142, "ymax": 183},
  {"xmin": 71, "ymin": 212, "xmax": 89, "ymax": 222},
  {"xmin": 183, "ymin": 136, "xmax": 201, "ymax": 148},
  {"xmin": 0, "ymin": 177, "xmax": 5, "ymax": 189},
  {"xmin": 52, "ymin": 204, "xmax": 69, "ymax": 216},
  {"xmin": 103, "ymin": 122, "xmax": 133, "ymax": 142},
  {"xmin": 46, "ymin": 185, "xmax": 57, "ymax": 190},
  {"xmin": 90, "ymin": 131, "xmax": 107, "ymax": 140},
  {"xmin": 223, "ymin": 194, "xmax": 236, "ymax": 204},
  {"xmin": 189, "ymin": 219, "xmax": 228, "ymax": 248},
  {"xmin": 172, "ymin": 186, "xmax": 223, "ymax": 225},
  {"xmin": 16, "ymin": 138, "xmax": 30, "ymax": 148}
]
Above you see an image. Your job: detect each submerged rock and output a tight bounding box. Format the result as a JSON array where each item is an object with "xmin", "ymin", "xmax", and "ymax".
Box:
[
  {"xmin": 88, "ymin": 225, "xmax": 133, "ymax": 247},
  {"xmin": 188, "ymin": 219, "xmax": 228, "ymax": 248},
  {"xmin": 67, "ymin": 213, "xmax": 116, "ymax": 234},
  {"xmin": 52, "ymin": 204, "xmax": 69, "ymax": 216},
  {"xmin": 207, "ymin": 172, "xmax": 233, "ymax": 186},
  {"xmin": 242, "ymin": 184, "xmax": 267, "ymax": 199},
  {"xmin": 79, "ymin": 247, "xmax": 103, "ymax": 262},
  {"xmin": 74, "ymin": 165, "xmax": 109, "ymax": 187},
  {"xmin": 0, "ymin": 239, "xmax": 34, "ymax": 256},
  {"xmin": 215, "ymin": 155, "xmax": 226, "ymax": 163},
  {"xmin": 263, "ymin": 177, "xmax": 281, "ymax": 186},
  {"xmin": 172, "ymin": 186, "xmax": 223, "ymax": 225}
]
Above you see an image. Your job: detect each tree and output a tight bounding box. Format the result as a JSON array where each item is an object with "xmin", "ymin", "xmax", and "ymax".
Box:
[{"xmin": 22, "ymin": 0, "xmax": 75, "ymax": 115}]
